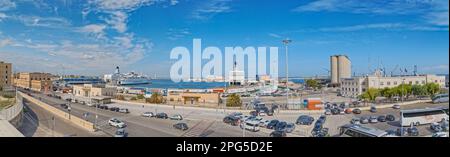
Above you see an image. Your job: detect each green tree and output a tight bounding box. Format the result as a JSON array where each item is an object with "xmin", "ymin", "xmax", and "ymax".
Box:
[
  {"xmin": 130, "ymin": 97, "xmax": 137, "ymax": 101},
  {"xmin": 425, "ymin": 83, "xmax": 440, "ymax": 96},
  {"xmin": 136, "ymin": 94, "xmax": 145, "ymax": 99},
  {"xmin": 411, "ymin": 85, "xmax": 427, "ymax": 96},
  {"xmin": 360, "ymin": 88, "xmax": 380, "ymax": 101},
  {"xmin": 226, "ymin": 94, "xmax": 242, "ymax": 107},
  {"xmin": 146, "ymin": 93, "xmax": 164, "ymax": 104},
  {"xmin": 380, "ymin": 87, "xmax": 391, "ymax": 98},
  {"xmin": 306, "ymin": 79, "xmax": 319, "ymax": 90}
]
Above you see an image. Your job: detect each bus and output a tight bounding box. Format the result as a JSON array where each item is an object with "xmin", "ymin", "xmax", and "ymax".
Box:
[
  {"xmin": 339, "ymin": 124, "xmax": 389, "ymax": 137},
  {"xmin": 432, "ymin": 94, "xmax": 449, "ymax": 104},
  {"xmin": 400, "ymin": 107, "xmax": 449, "ymax": 127}
]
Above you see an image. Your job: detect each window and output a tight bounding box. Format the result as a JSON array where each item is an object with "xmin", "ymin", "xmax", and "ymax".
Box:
[
  {"xmin": 415, "ymin": 81, "xmax": 419, "ymax": 84},
  {"xmin": 435, "ymin": 80, "xmax": 438, "ymax": 83},
  {"xmin": 362, "ymin": 88, "xmax": 366, "ymax": 92},
  {"xmin": 380, "ymin": 82, "xmax": 384, "ymax": 86},
  {"xmin": 387, "ymin": 82, "xmax": 391, "ymax": 85},
  {"xmin": 409, "ymin": 81, "xmax": 412, "ymax": 85}
]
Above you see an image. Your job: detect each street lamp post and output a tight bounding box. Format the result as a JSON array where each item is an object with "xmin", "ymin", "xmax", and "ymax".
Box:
[
  {"xmin": 68, "ymin": 104, "xmax": 71, "ymax": 120},
  {"xmin": 283, "ymin": 39, "xmax": 292, "ymax": 113}
]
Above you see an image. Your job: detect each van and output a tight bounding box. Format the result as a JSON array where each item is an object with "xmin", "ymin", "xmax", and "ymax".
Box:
[{"xmin": 433, "ymin": 94, "xmax": 449, "ymax": 104}]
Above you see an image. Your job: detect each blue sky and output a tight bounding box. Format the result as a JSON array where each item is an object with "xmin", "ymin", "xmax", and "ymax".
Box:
[{"xmin": 0, "ymin": 0, "xmax": 448, "ymax": 78}]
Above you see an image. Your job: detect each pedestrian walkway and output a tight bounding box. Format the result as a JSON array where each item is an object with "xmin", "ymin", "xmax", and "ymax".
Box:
[{"xmin": 182, "ymin": 120, "xmax": 215, "ymax": 137}]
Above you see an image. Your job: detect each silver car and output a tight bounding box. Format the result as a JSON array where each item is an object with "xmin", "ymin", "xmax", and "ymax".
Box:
[
  {"xmin": 369, "ymin": 116, "xmax": 378, "ymax": 123},
  {"xmin": 350, "ymin": 118, "xmax": 361, "ymax": 125}
]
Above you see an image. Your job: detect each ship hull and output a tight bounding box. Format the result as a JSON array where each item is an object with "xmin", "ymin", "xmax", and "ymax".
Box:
[{"xmin": 118, "ymin": 79, "xmax": 151, "ymax": 85}]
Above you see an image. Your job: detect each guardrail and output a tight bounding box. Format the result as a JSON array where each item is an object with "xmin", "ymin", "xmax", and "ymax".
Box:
[{"xmin": 0, "ymin": 94, "xmax": 23, "ymax": 122}]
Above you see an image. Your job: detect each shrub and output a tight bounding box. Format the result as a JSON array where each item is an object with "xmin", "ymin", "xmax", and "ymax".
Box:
[{"xmin": 226, "ymin": 94, "xmax": 242, "ymax": 107}]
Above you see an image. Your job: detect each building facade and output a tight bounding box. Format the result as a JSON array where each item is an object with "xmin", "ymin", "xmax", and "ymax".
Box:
[
  {"xmin": 166, "ymin": 89, "xmax": 220, "ymax": 106},
  {"xmin": 340, "ymin": 72, "xmax": 446, "ymax": 97},
  {"xmin": 13, "ymin": 72, "xmax": 52, "ymax": 92},
  {"xmin": 0, "ymin": 61, "xmax": 12, "ymax": 88},
  {"xmin": 330, "ymin": 55, "xmax": 351, "ymax": 85},
  {"xmin": 73, "ymin": 84, "xmax": 116, "ymax": 97}
]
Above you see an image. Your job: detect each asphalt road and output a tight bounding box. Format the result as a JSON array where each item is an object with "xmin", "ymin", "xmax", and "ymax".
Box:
[
  {"xmin": 22, "ymin": 90, "xmax": 270, "ymax": 137},
  {"xmin": 19, "ymin": 99, "xmax": 106, "ymax": 137}
]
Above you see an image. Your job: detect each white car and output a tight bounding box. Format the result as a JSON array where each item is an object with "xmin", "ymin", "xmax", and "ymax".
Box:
[
  {"xmin": 108, "ymin": 118, "xmax": 126, "ymax": 128},
  {"xmin": 170, "ymin": 114, "xmax": 183, "ymax": 120},
  {"xmin": 259, "ymin": 120, "xmax": 270, "ymax": 127},
  {"xmin": 241, "ymin": 120, "xmax": 260, "ymax": 132},
  {"xmin": 392, "ymin": 104, "xmax": 401, "ymax": 109},
  {"xmin": 142, "ymin": 112, "xmax": 154, "ymax": 117},
  {"xmin": 432, "ymin": 132, "xmax": 449, "ymax": 137},
  {"xmin": 86, "ymin": 103, "xmax": 96, "ymax": 107}
]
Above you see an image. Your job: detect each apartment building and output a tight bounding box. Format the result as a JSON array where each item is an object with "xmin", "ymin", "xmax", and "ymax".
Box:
[
  {"xmin": 13, "ymin": 72, "xmax": 53, "ymax": 92},
  {"xmin": 0, "ymin": 61, "xmax": 12, "ymax": 88}
]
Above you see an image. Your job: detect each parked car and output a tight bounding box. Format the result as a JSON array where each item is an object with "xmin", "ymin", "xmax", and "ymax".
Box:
[
  {"xmin": 345, "ymin": 108, "xmax": 353, "ymax": 114},
  {"xmin": 339, "ymin": 108, "xmax": 345, "ymax": 115},
  {"xmin": 396, "ymin": 128, "xmax": 408, "ymax": 136},
  {"xmin": 352, "ymin": 108, "xmax": 362, "ymax": 114},
  {"xmin": 118, "ymin": 108, "xmax": 129, "ymax": 114},
  {"xmin": 369, "ymin": 116, "xmax": 378, "ymax": 123},
  {"xmin": 432, "ymin": 132, "xmax": 449, "ymax": 137},
  {"xmin": 331, "ymin": 109, "xmax": 339, "ymax": 115},
  {"xmin": 386, "ymin": 114, "xmax": 396, "ymax": 121},
  {"xmin": 296, "ymin": 115, "xmax": 314, "ymax": 125},
  {"xmin": 392, "ymin": 104, "xmax": 401, "ymax": 109},
  {"xmin": 109, "ymin": 107, "xmax": 117, "ymax": 111},
  {"xmin": 86, "ymin": 103, "xmax": 96, "ymax": 107},
  {"xmin": 360, "ymin": 117, "xmax": 369, "ymax": 124},
  {"xmin": 312, "ymin": 123, "xmax": 323, "ymax": 133},
  {"xmin": 169, "ymin": 114, "xmax": 183, "ymax": 120},
  {"xmin": 285, "ymin": 123, "xmax": 295, "ymax": 133},
  {"xmin": 266, "ymin": 120, "xmax": 279, "ymax": 129},
  {"xmin": 317, "ymin": 115, "xmax": 327, "ymax": 124},
  {"xmin": 324, "ymin": 109, "xmax": 332, "ymax": 115},
  {"xmin": 114, "ymin": 129, "xmax": 127, "ymax": 137},
  {"xmin": 259, "ymin": 120, "xmax": 270, "ymax": 127},
  {"xmin": 407, "ymin": 127, "xmax": 419, "ymax": 136},
  {"xmin": 370, "ymin": 106, "xmax": 377, "ymax": 113},
  {"xmin": 441, "ymin": 120, "xmax": 449, "ymax": 131},
  {"xmin": 142, "ymin": 112, "xmax": 154, "ymax": 117},
  {"xmin": 173, "ymin": 123, "xmax": 189, "ymax": 131},
  {"xmin": 431, "ymin": 122, "xmax": 443, "ymax": 132},
  {"xmin": 350, "ymin": 118, "xmax": 360, "ymax": 125},
  {"xmin": 229, "ymin": 112, "xmax": 243, "ymax": 118},
  {"xmin": 275, "ymin": 121, "xmax": 287, "ymax": 132},
  {"xmin": 155, "ymin": 113, "xmax": 168, "ymax": 119},
  {"xmin": 377, "ymin": 115, "xmax": 387, "ymax": 122},
  {"xmin": 108, "ymin": 118, "xmax": 126, "ymax": 128},
  {"xmin": 249, "ymin": 111, "xmax": 258, "ymax": 116},
  {"xmin": 270, "ymin": 130, "xmax": 287, "ymax": 137},
  {"xmin": 223, "ymin": 116, "xmax": 240, "ymax": 126}
]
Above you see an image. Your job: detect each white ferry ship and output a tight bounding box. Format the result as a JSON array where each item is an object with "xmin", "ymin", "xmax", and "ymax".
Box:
[{"xmin": 104, "ymin": 66, "xmax": 151, "ymax": 85}]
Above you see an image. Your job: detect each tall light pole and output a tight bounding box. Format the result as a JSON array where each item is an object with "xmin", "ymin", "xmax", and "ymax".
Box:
[{"xmin": 283, "ymin": 39, "xmax": 292, "ymax": 111}]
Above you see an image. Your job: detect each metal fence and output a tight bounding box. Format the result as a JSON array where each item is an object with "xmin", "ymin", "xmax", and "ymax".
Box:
[{"xmin": 0, "ymin": 94, "xmax": 23, "ymax": 121}]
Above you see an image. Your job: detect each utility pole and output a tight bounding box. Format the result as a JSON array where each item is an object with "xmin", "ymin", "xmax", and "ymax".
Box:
[{"xmin": 283, "ymin": 39, "xmax": 292, "ymax": 112}]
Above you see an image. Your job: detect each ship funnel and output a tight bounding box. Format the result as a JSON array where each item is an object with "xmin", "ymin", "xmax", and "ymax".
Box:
[{"xmin": 115, "ymin": 66, "xmax": 120, "ymax": 74}]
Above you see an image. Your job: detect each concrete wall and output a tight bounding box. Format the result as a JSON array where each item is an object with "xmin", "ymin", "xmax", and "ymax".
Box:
[{"xmin": 19, "ymin": 92, "xmax": 95, "ymax": 132}]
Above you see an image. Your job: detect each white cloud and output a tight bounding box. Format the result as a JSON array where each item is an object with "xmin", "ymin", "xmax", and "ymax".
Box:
[
  {"xmin": 15, "ymin": 15, "xmax": 71, "ymax": 28},
  {"xmin": 78, "ymin": 24, "xmax": 107, "ymax": 39},
  {"xmin": 293, "ymin": 0, "xmax": 449, "ymax": 27},
  {"xmin": 268, "ymin": 33, "xmax": 282, "ymax": 39},
  {"xmin": 170, "ymin": 0, "xmax": 179, "ymax": 6},
  {"xmin": 0, "ymin": 38, "xmax": 12, "ymax": 47},
  {"xmin": 104, "ymin": 11, "xmax": 128, "ymax": 33},
  {"xmin": 166, "ymin": 28, "xmax": 190, "ymax": 40},
  {"xmin": 88, "ymin": 0, "xmax": 156, "ymax": 11},
  {"xmin": 0, "ymin": 12, "xmax": 7, "ymax": 21},
  {"xmin": 0, "ymin": 0, "xmax": 16, "ymax": 11},
  {"xmin": 192, "ymin": 0, "xmax": 232, "ymax": 20},
  {"xmin": 291, "ymin": 23, "xmax": 448, "ymax": 33}
]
